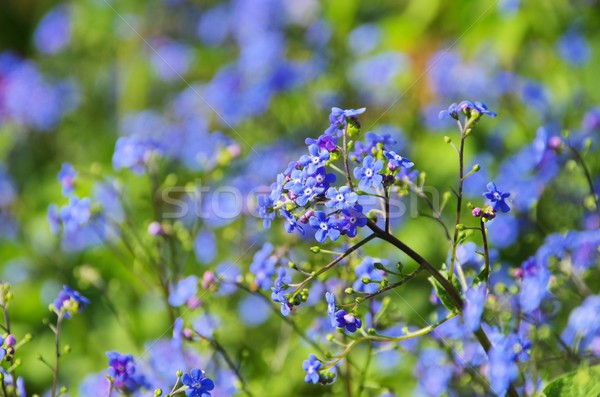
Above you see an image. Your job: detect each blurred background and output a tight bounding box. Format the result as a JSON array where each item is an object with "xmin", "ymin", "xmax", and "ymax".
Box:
[{"xmin": 0, "ymin": 0, "xmax": 599, "ymax": 395}]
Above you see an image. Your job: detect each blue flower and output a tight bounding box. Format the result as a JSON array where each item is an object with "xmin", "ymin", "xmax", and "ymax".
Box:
[
  {"xmin": 353, "ymin": 156, "xmax": 383, "ymax": 191},
  {"xmin": 293, "ymin": 177, "xmax": 325, "ymax": 206},
  {"xmin": 334, "ymin": 310, "xmax": 362, "ymax": 332},
  {"xmin": 302, "ymin": 354, "xmax": 321, "ymax": 384},
  {"xmin": 106, "ymin": 351, "xmax": 149, "ymax": 392},
  {"xmin": 257, "ymin": 195, "xmax": 275, "ymax": 229},
  {"xmin": 459, "ymin": 100, "xmax": 497, "ymax": 118},
  {"xmin": 325, "ymin": 186, "xmax": 358, "ymax": 210},
  {"xmin": 168, "ymin": 276, "xmax": 198, "ymax": 307},
  {"xmin": 58, "ymin": 163, "xmax": 76, "ymax": 196},
  {"xmin": 300, "ymin": 144, "xmax": 330, "ymax": 175},
  {"xmin": 415, "ymin": 349, "xmax": 453, "ymax": 397},
  {"xmin": 438, "ymin": 102, "xmax": 459, "ymax": 120},
  {"xmin": 463, "ymin": 285, "xmax": 486, "ymax": 332},
  {"xmin": 483, "ymin": 182, "xmax": 511, "ymax": 213},
  {"xmin": 284, "ymin": 168, "xmax": 308, "ymax": 192},
  {"xmin": 352, "ymin": 257, "xmax": 384, "ymax": 294},
  {"xmin": 280, "ymin": 209, "xmax": 304, "ymax": 235},
  {"xmin": 271, "ymin": 268, "xmax": 292, "ymax": 316},
  {"xmin": 34, "ymin": 5, "xmax": 71, "ymax": 54},
  {"xmin": 53, "ymin": 285, "xmax": 89, "ymax": 318},
  {"xmin": 112, "ymin": 135, "xmax": 163, "ymax": 174},
  {"xmin": 305, "ymin": 134, "xmax": 338, "ymax": 152},
  {"xmin": 325, "ymin": 292, "xmax": 336, "ymax": 327},
  {"xmin": 488, "ymin": 334, "xmax": 520, "ymax": 397},
  {"xmin": 249, "ymin": 243, "xmax": 277, "ymax": 290},
  {"xmin": 312, "ymin": 167, "xmax": 337, "ymax": 189},
  {"xmin": 270, "ymin": 173, "xmax": 285, "ymax": 201},
  {"xmin": 181, "ymin": 369, "xmax": 215, "ymax": 397},
  {"xmin": 383, "ymin": 150, "xmax": 414, "ymax": 171},
  {"xmin": 59, "ymin": 196, "xmax": 91, "ymax": 232},
  {"xmin": 339, "ymin": 206, "xmax": 367, "ymax": 238},
  {"xmin": 561, "ymin": 295, "xmax": 600, "ymax": 353},
  {"xmin": 309, "ymin": 212, "xmax": 341, "ymax": 243},
  {"xmin": 325, "ymin": 107, "xmax": 366, "ymax": 136},
  {"xmin": 557, "ymin": 29, "xmax": 590, "ymax": 67}
]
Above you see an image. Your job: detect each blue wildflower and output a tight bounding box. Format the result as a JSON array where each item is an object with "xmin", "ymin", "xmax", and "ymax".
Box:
[
  {"xmin": 309, "ymin": 211, "xmax": 341, "ymax": 243},
  {"xmin": 488, "ymin": 335, "xmax": 520, "ymax": 397},
  {"xmin": 302, "ymin": 354, "xmax": 322, "ymax": 384},
  {"xmin": 168, "ymin": 276, "xmax": 198, "ymax": 307},
  {"xmin": 561, "ymin": 295, "xmax": 600, "ymax": 354},
  {"xmin": 58, "ymin": 163, "xmax": 76, "ymax": 197},
  {"xmin": 59, "ymin": 196, "xmax": 91, "ymax": 232},
  {"xmin": 53, "ymin": 285, "xmax": 89, "ymax": 318},
  {"xmin": 438, "ymin": 102, "xmax": 459, "ymax": 120},
  {"xmin": 293, "ymin": 177, "xmax": 325, "ymax": 206},
  {"xmin": 181, "ymin": 369, "xmax": 215, "ymax": 397},
  {"xmin": 257, "ymin": 195, "xmax": 275, "ymax": 229},
  {"xmin": 353, "ymin": 156, "xmax": 384, "ymax": 191},
  {"xmin": 459, "ymin": 100, "xmax": 497, "ymax": 118},
  {"xmin": 339, "ymin": 206, "xmax": 367, "ymax": 238},
  {"xmin": 300, "ymin": 144, "xmax": 330, "ymax": 175},
  {"xmin": 325, "ymin": 292, "xmax": 336, "ymax": 327},
  {"xmin": 106, "ymin": 351, "xmax": 149, "ymax": 392},
  {"xmin": 271, "ymin": 268, "xmax": 292, "ymax": 316},
  {"xmin": 284, "ymin": 168, "xmax": 308, "ymax": 192},
  {"xmin": 557, "ymin": 29, "xmax": 590, "ymax": 67},
  {"xmin": 280, "ymin": 209, "xmax": 304, "ymax": 235},
  {"xmin": 415, "ymin": 349, "xmax": 453, "ymax": 397},
  {"xmin": 352, "ymin": 257, "xmax": 384, "ymax": 294},
  {"xmin": 325, "ymin": 107, "xmax": 366, "ymax": 136},
  {"xmin": 112, "ymin": 135, "xmax": 163, "ymax": 174},
  {"xmin": 463, "ymin": 285, "xmax": 487, "ymax": 332},
  {"xmin": 325, "ymin": 186, "xmax": 358, "ymax": 210},
  {"xmin": 383, "ymin": 150, "xmax": 414, "ymax": 171},
  {"xmin": 249, "ymin": 243, "xmax": 277, "ymax": 290},
  {"xmin": 334, "ymin": 310, "xmax": 362, "ymax": 332},
  {"xmin": 312, "ymin": 167, "xmax": 337, "ymax": 189},
  {"xmin": 34, "ymin": 5, "xmax": 71, "ymax": 54},
  {"xmin": 270, "ymin": 174, "xmax": 285, "ymax": 201},
  {"xmin": 484, "ymin": 182, "xmax": 511, "ymax": 213},
  {"xmin": 305, "ymin": 134, "xmax": 338, "ymax": 152},
  {"xmin": 150, "ymin": 39, "xmax": 192, "ymax": 82}
]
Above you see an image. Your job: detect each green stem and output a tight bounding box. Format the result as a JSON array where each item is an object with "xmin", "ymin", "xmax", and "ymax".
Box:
[{"xmin": 51, "ymin": 314, "xmax": 64, "ymax": 397}]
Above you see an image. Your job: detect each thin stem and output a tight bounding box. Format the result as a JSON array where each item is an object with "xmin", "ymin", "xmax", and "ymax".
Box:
[
  {"xmin": 449, "ymin": 122, "xmax": 468, "ymax": 281},
  {"xmin": 384, "ymin": 187, "xmax": 391, "ymax": 233},
  {"xmin": 355, "ymin": 343, "xmax": 372, "ymax": 397},
  {"xmin": 366, "ymin": 220, "xmax": 463, "ymax": 310},
  {"xmin": 51, "ymin": 314, "xmax": 64, "ymax": 397},
  {"xmin": 348, "ymin": 266, "xmax": 425, "ymax": 309},
  {"xmin": 290, "ymin": 234, "xmax": 376, "ymax": 297},
  {"xmin": 209, "ymin": 338, "xmax": 254, "ymax": 397},
  {"xmin": 480, "ymin": 218, "xmax": 490, "ymax": 282}
]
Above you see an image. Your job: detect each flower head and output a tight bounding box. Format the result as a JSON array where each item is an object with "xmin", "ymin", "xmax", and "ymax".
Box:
[
  {"xmin": 325, "ymin": 292, "xmax": 336, "ymax": 327},
  {"xmin": 58, "ymin": 163, "xmax": 76, "ymax": 196},
  {"xmin": 334, "ymin": 309, "xmax": 362, "ymax": 333},
  {"xmin": 325, "ymin": 107, "xmax": 366, "ymax": 136},
  {"xmin": 106, "ymin": 351, "xmax": 149, "ymax": 392},
  {"xmin": 383, "ymin": 150, "xmax": 414, "ymax": 171},
  {"xmin": 181, "ymin": 369, "xmax": 215, "ymax": 397},
  {"xmin": 353, "ymin": 156, "xmax": 383, "ymax": 191},
  {"xmin": 309, "ymin": 212, "xmax": 341, "ymax": 243},
  {"xmin": 483, "ymin": 182, "xmax": 511, "ymax": 213},
  {"xmin": 325, "ymin": 186, "xmax": 358, "ymax": 210},
  {"xmin": 53, "ymin": 285, "xmax": 89, "ymax": 318},
  {"xmin": 302, "ymin": 354, "xmax": 322, "ymax": 384}
]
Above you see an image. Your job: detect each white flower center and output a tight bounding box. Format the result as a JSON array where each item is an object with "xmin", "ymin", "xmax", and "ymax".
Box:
[
  {"xmin": 304, "ymin": 188, "xmax": 313, "ymax": 195},
  {"xmin": 320, "ymin": 222, "xmax": 328, "ymax": 230},
  {"xmin": 365, "ymin": 169, "xmax": 373, "ymax": 177},
  {"xmin": 336, "ymin": 194, "xmax": 344, "ymax": 201},
  {"xmin": 312, "ymin": 156, "xmax": 320, "ymax": 164},
  {"xmin": 349, "ymin": 217, "xmax": 356, "ymax": 223},
  {"xmin": 493, "ymin": 192, "xmax": 501, "ymax": 200}
]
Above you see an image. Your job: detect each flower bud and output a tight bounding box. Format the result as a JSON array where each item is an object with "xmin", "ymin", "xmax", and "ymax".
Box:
[
  {"xmin": 148, "ymin": 221, "xmax": 164, "ymax": 236},
  {"xmin": 472, "ymin": 207, "xmax": 482, "ymax": 217}
]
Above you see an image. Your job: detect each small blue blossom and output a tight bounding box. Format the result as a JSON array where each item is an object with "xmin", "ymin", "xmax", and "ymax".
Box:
[
  {"xmin": 309, "ymin": 212, "xmax": 341, "ymax": 243},
  {"xmin": 59, "ymin": 196, "xmax": 91, "ymax": 232},
  {"xmin": 557, "ymin": 29, "xmax": 590, "ymax": 67},
  {"xmin": 168, "ymin": 276, "xmax": 198, "ymax": 307},
  {"xmin": 325, "ymin": 186, "xmax": 358, "ymax": 210},
  {"xmin": 339, "ymin": 206, "xmax": 367, "ymax": 238},
  {"xmin": 181, "ymin": 369, "xmax": 215, "ymax": 397},
  {"xmin": 280, "ymin": 209, "xmax": 304, "ymax": 235},
  {"xmin": 325, "ymin": 107, "xmax": 366, "ymax": 136},
  {"xmin": 352, "ymin": 257, "xmax": 384, "ymax": 294},
  {"xmin": 53, "ymin": 285, "xmax": 89, "ymax": 318},
  {"xmin": 249, "ymin": 243, "xmax": 277, "ymax": 290},
  {"xmin": 463, "ymin": 285, "xmax": 487, "ymax": 332},
  {"xmin": 334, "ymin": 310, "xmax": 362, "ymax": 332},
  {"xmin": 415, "ymin": 349, "xmax": 453, "ymax": 397},
  {"xmin": 300, "ymin": 144, "xmax": 330, "ymax": 175},
  {"xmin": 353, "ymin": 156, "xmax": 384, "ymax": 191},
  {"xmin": 383, "ymin": 150, "xmax": 414, "ymax": 171},
  {"xmin": 112, "ymin": 135, "xmax": 163, "ymax": 174},
  {"xmin": 58, "ymin": 163, "xmax": 76, "ymax": 196},
  {"xmin": 561, "ymin": 295, "xmax": 600, "ymax": 353},
  {"xmin": 302, "ymin": 354, "xmax": 322, "ymax": 384},
  {"xmin": 271, "ymin": 268, "xmax": 292, "ymax": 316},
  {"xmin": 459, "ymin": 100, "xmax": 497, "ymax": 118},
  {"xmin": 325, "ymin": 292, "xmax": 336, "ymax": 327},
  {"xmin": 284, "ymin": 168, "xmax": 308, "ymax": 192},
  {"xmin": 438, "ymin": 102, "xmax": 459, "ymax": 120},
  {"xmin": 293, "ymin": 177, "xmax": 325, "ymax": 206},
  {"xmin": 257, "ymin": 195, "xmax": 275, "ymax": 229},
  {"xmin": 312, "ymin": 167, "xmax": 337, "ymax": 189},
  {"xmin": 106, "ymin": 351, "xmax": 149, "ymax": 392},
  {"xmin": 270, "ymin": 173, "xmax": 285, "ymax": 201},
  {"xmin": 34, "ymin": 5, "xmax": 71, "ymax": 54},
  {"xmin": 484, "ymin": 182, "xmax": 511, "ymax": 213}
]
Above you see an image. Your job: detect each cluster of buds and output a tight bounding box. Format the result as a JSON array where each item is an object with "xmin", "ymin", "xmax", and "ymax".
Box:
[{"xmin": 471, "ymin": 205, "xmax": 497, "ymax": 220}]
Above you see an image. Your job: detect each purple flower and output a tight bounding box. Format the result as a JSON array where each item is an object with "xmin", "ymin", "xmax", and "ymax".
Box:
[
  {"xmin": 313, "ymin": 167, "xmax": 337, "ymax": 189},
  {"xmin": 58, "ymin": 163, "xmax": 76, "ymax": 196},
  {"xmin": 383, "ymin": 150, "xmax": 414, "ymax": 170},
  {"xmin": 309, "ymin": 211, "xmax": 341, "ymax": 243},
  {"xmin": 324, "ymin": 107, "xmax": 366, "ymax": 136},
  {"xmin": 334, "ymin": 310, "xmax": 362, "ymax": 332},
  {"xmin": 271, "ymin": 268, "xmax": 292, "ymax": 316},
  {"xmin": 106, "ymin": 351, "xmax": 149, "ymax": 392},
  {"xmin": 168, "ymin": 276, "xmax": 198, "ymax": 307},
  {"xmin": 353, "ymin": 156, "xmax": 383, "ymax": 191},
  {"xmin": 181, "ymin": 369, "xmax": 215, "ymax": 397},
  {"xmin": 325, "ymin": 292, "xmax": 336, "ymax": 327},
  {"xmin": 299, "ymin": 144, "xmax": 330, "ymax": 175},
  {"xmin": 325, "ymin": 186, "xmax": 358, "ymax": 210},
  {"xmin": 305, "ymin": 134, "xmax": 338, "ymax": 152},
  {"xmin": 339, "ymin": 206, "xmax": 367, "ymax": 238},
  {"xmin": 302, "ymin": 354, "xmax": 321, "ymax": 384},
  {"xmin": 53, "ymin": 285, "xmax": 89, "ymax": 318},
  {"xmin": 459, "ymin": 100, "xmax": 497, "ymax": 118},
  {"xmin": 484, "ymin": 182, "xmax": 511, "ymax": 213}
]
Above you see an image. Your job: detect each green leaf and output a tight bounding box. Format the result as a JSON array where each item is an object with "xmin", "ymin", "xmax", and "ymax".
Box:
[
  {"xmin": 428, "ymin": 270, "xmax": 462, "ymax": 312},
  {"xmin": 543, "ymin": 365, "xmax": 600, "ymax": 397}
]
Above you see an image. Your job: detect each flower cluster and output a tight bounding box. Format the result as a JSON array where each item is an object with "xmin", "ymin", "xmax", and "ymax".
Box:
[
  {"xmin": 52, "ymin": 285, "xmax": 89, "ymax": 319},
  {"xmin": 106, "ymin": 351, "xmax": 149, "ymax": 393}
]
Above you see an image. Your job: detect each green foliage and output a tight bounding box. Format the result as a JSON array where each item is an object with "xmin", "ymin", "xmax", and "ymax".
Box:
[{"xmin": 543, "ymin": 365, "xmax": 600, "ymax": 397}]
